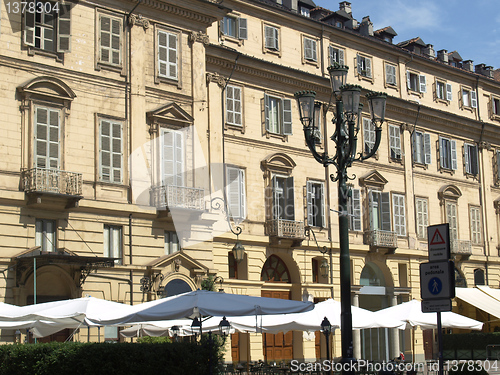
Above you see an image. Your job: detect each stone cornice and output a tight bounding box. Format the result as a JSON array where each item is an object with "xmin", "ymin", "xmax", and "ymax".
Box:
[{"xmin": 142, "ymin": 0, "xmax": 220, "ymax": 26}]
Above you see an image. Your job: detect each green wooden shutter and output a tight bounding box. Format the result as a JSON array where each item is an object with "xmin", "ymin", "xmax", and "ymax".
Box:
[{"xmin": 57, "ymin": 4, "xmax": 71, "ymax": 52}]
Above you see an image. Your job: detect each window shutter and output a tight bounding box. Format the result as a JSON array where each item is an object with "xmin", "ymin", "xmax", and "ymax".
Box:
[
  {"xmin": 167, "ymin": 33, "xmax": 178, "ymax": 79},
  {"xmin": 338, "ymin": 49, "xmax": 345, "ymax": 65},
  {"xmin": 446, "ymin": 83, "xmax": 453, "ymax": 101},
  {"xmin": 35, "ymin": 107, "xmax": 60, "ymax": 169},
  {"xmin": 227, "ymin": 167, "xmax": 241, "ymax": 219},
  {"xmin": 406, "ymin": 71, "xmax": 411, "ymax": 90},
  {"xmin": 285, "ymin": 176, "xmax": 294, "ymax": 220},
  {"xmin": 464, "ymin": 144, "xmax": 470, "ymax": 174},
  {"xmin": 304, "ymin": 38, "xmax": 312, "ymax": 60},
  {"xmin": 471, "ymin": 145, "xmax": 478, "ymax": 175},
  {"xmin": 264, "ymin": 94, "xmax": 270, "ymax": 132},
  {"xmin": 389, "ymin": 125, "xmax": 401, "ymax": 159},
  {"xmin": 419, "ymin": 74, "xmax": 427, "ymax": 93},
  {"xmin": 100, "ymin": 120, "xmax": 111, "ymax": 181},
  {"xmin": 451, "ymin": 139, "xmax": 457, "ymax": 170},
  {"xmin": 265, "ymin": 26, "xmax": 274, "ymax": 49},
  {"xmin": 471, "ymin": 90, "xmax": 478, "ymax": 108},
  {"xmin": 365, "ymin": 58, "xmax": 372, "ymax": 78},
  {"xmin": 438, "ymin": 136, "xmax": 445, "ymax": 168},
  {"xmin": 497, "ymin": 151, "xmax": 500, "ymax": 183},
  {"xmin": 234, "ymin": 87, "xmax": 242, "ymax": 125},
  {"xmin": 311, "ymin": 40, "xmax": 317, "ymax": 61},
  {"xmin": 352, "ymin": 188, "xmax": 361, "ymax": 231},
  {"xmin": 368, "ymin": 190, "xmax": 375, "ymax": 230},
  {"xmin": 381, "ymin": 192, "xmax": 391, "ymax": 231},
  {"xmin": 226, "ymin": 86, "xmax": 234, "ymax": 124},
  {"xmin": 162, "ymin": 129, "xmax": 174, "ymax": 186},
  {"xmin": 320, "ymin": 182, "xmax": 325, "ymax": 227},
  {"xmin": 239, "ymin": 169, "xmax": 246, "ymax": 220},
  {"xmin": 282, "ymin": 98, "xmax": 292, "ymax": 135},
  {"xmin": 112, "ymin": 122, "xmax": 122, "ymax": 183},
  {"xmin": 174, "ymin": 131, "xmax": 183, "ymax": 186},
  {"xmin": 412, "ymin": 132, "xmax": 419, "ymax": 163},
  {"xmin": 306, "ymin": 181, "xmax": 313, "ymax": 226},
  {"xmin": 238, "ymin": 18, "xmax": 247, "ymax": 40},
  {"xmin": 386, "ymin": 65, "xmax": 396, "ymax": 85},
  {"xmin": 272, "ymin": 175, "xmax": 278, "ymax": 219},
  {"xmin": 57, "ymin": 4, "xmax": 72, "ymax": 52},
  {"xmin": 424, "ymin": 133, "xmax": 432, "ymax": 164},
  {"xmin": 357, "ymin": 55, "xmax": 362, "ymax": 75},
  {"xmin": 24, "ymin": 11, "xmax": 36, "ymax": 46},
  {"xmin": 393, "ymin": 194, "xmax": 406, "ymax": 236},
  {"xmin": 363, "ymin": 118, "xmax": 374, "ymax": 153},
  {"xmin": 328, "ymin": 46, "xmax": 334, "ymax": 66}
]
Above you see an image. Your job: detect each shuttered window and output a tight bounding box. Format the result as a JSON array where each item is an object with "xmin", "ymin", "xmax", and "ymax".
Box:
[
  {"xmin": 348, "ymin": 188, "xmax": 361, "ymax": 231},
  {"xmin": 303, "ymin": 37, "xmax": 317, "ymax": 62},
  {"xmin": 389, "ymin": 124, "xmax": 401, "ymax": 160},
  {"xmin": 34, "ymin": 106, "xmax": 60, "ymax": 169},
  {"xmin": 328, "ymin": 46, "xmax": 345, "ymax": 66},
  {"xmin": 439, "ymin": 136, "xmax": 457, "ymax": 170},
  {"xmin": 164, "ymin": 231, "xmax": 180, "ymax": 255},
  {"xmin": 99, "ymin": 119, "xmax": 123, "ymax": 183},
  {"xmin": 412, "ymin": 131, "xmax": 432, "ymax": 165},
  {"xmin": 385, "ymin": 64, "xmax": 396, "ymax": 86},
  {"xmin": 392, "ymin": 194, "xmax": 406, "ymax": 236},
  {"xmin": 357, "ymin": 54, "xmax": 372, "ymax": 78},
  {"xmin": 470, "ymin": 206, "xmax": 481, "ymax": 245},
  {"xmin": 158, "ymin": 30, "xmax": 178, "ymax": 80},
  {"xmin": 363, "ymin": 118, "xmax": 375, "ymax": 154},
  {"xmin": 445, "ymin": 202, "xmax": 458, "ymax": 242},
  {"xmin": 226, "ymin": 166, "xmax": 246, "ymax": 222},
  {"xmin": 415, "ymin": 197, "xmax": 429, "ymax": 239},
  {"xmin": 222, "ymin": 16, "xmax": 247, "ymax": 39},
  {"xmin": 104, "ymin": 225, "xmax": 122, "ymax": 264},
  {"xmin": 264, "ymin": 94, "xmax": 292, "ymax": 136},
  {"xmin": 464, "ymin": 143, "xmax": 478, "ymax": 175},
  {"xmin": 272, "ymin": 175, "xmax": 294, "ymax": 220},
  {"xmin": 99, "ymin": 14, "xmax": 122, "ymax": 66},
  {"xmin": 35, "ymin": 219, "xmax": 56, "ymax": 252},
  {"xmin": 369, "ymin": 191, "xmax": 391, "ymax": 231},
  {"xmin": 264, "ymin": 25, "xmax": 279, "ymax": 51},
  {"xmin": 161, "ymin": 129, "xmax": 184, "ymax": 187},
  {"xmin": 226, "ymin": 85, "xmax": 242, "ymax": 126},
  {"xmin": 306, "ymin": 181, "xmax": 325, "ymax": 228}
]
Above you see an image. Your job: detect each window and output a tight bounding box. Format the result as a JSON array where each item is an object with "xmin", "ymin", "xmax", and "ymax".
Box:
[
  {"xmin": 348, "ymin": 188, "xmax": 361, "ymax": 231},
  {"xmin": 445, "ymin": 201, "xmax": 458, "ymax": 242},
  {"xmin": 313, "ymin": 103, "xmax": 322, "ymax": 143},
  {"xmin": 470, "ymin": 206, "xmax": 481, "ymax": 245},
  {"xmin": 300, "ymin": 7, "xmax": 310, "ymax": 17},
  {"xmin": 474, "ymin": 269, "xmax": 485, "ymax": 286},
  {"xmin": 272, "ymin": 175, "xmax": 294, "ymax": 220},
  {"xmin": 385, "ymin": 63, "xmax": 396, "ymax": 86},
  {"xmin": 392, "ymin": 194, "xmax": 406, "ymax": 236},
  {"xmin": 264, "ymin": 24, "xmax": 279, "ymax": 52},
  {"xmin": 464, "ymin": 143, "xmax": 478, "ymax": 175},
  {"xmin": 35, "ymin": 219, "xmax": 56, "ymax": 252},
  {"xmin": 491, "ymin": 96, "xmax": 500, "ymax": 119},
  {"xmin": 494, "ymin": 150, "xmax": 500, "ymax": 184},
  {"xmin": 264, "ymin": 94, "xmax": 292, "ymax": 136},
  {"xmin": 99, "ymin": 119, "xmax": 123, "ymax": 183},
  {"xmin": 368, "ymin": 191, "xmax": 391, "ymax": 231},
  {"xmin": 328, "ymin": 46, "xmax": 345, "ymax": 66},
  {"xmin": 306, "ymin": 181, "xmax": 325, "ymax": 228},
  {"xmin": 412, "ymin": 131, "xmax": 431, "ymax": 165},
  {"xmin": 388, "ymin": 124, "xmax": 401, "ymax": 160},
  {"xmin": 406, "ymin": 71, "xmax": 426, "ymax": 93},
  {"xmin": 164, "ymin": 231, "xmax": 180, "ymax": 255},
  {"xmin": 24, "ymin": 2, "xmax": 71, "ymax": 54},
  {"xmin": 104, "ymin": 225, "xmax": 122, "ymax": 264},
  {"xmin": 415, "ymin": 197, "xmax": 429, "ymax": 239},
  {"xmin": 363, "ymin": 118, "xmax": 375, "ymax": 154},
  {"xmin": 226, "ymin": 166, "xmax": 246, "ymax": 221},
  {"xmin": 221, "ymin": 16, "xmax": 247, "ymax": 40},
  {"xmin": 438, "ymin": 136, "xmax": 457, "ymax": 170},
  {"xmin": 436, "ymin": 81, "xmax": 452, "ymax": 101},
  {"xmin": 97, "ymin": 13, "xmax": 122, "ymax": 67},
  {"xmin": 226, "ymin": 85, "xmax": 242, "ymax": 127},
  {"xmin": 157, "ymin": 30, "xmax": 178, "ymax": 80},
  {"xmin": 303, "ymin": 36, "xmax": 317, "ymax": 62},
  {"xmin": 34, "ymin": 106, "xmax": 60, "ymax": 169},
  {"xmin": 228, "ymin": 252, "xmax": 238, "ymax": 279},
  {"xmin": 356, "ymin": 54, "xmax": 372, "ymax": 78},
  {"xmin": 161, "ymin": 129, "xmax": 184, "ymax": 186},
  {"xmin": 461, "ymin": 87, "xmax": 477, "ymax": 109}
]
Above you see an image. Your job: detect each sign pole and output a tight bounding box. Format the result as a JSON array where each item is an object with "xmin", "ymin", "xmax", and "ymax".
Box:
[{"xmin": 437, "ymin": 311, "xmax": 444, "ymax": 375}]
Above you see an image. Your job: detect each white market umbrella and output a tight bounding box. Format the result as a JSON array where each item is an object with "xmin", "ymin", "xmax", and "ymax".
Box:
[{"xmin": 92, "ymin": 290, "xmax": 314, "ymax": 326}]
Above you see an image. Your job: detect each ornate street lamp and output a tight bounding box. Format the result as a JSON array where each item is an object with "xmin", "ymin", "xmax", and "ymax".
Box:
[
  {"xmin": 321, "ymin": 316, "xmax": 332, "ymax": 373},
  {"xmin": 218, "ymin": 316, "xmax": 231, "ymax": 337},
  {"xmin": 295, "ymin": 64, "xmax": 387, "ymax": 373},
  {"xmin": 232, "ymin": 234, "xmax": 246, "ymax": 263},
  {"xmin": 171, "ymin": 325, "xmax": 180, "ymax": 342},
  {"xmin": 320, "ymin": 259, "xmax": 329, "ymax": 279},
  {"xmin": 191, "ymin": 317, "xmax": 202, "ymax": 336}
]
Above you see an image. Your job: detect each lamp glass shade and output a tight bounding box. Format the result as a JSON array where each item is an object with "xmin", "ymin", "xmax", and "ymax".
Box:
[
  {"xmin": 218, "ymin": 316, "xmax": 231, "ymax": 336},
  {"xmin": 327, "ymin": 64, "xmax": 348, "ymax": 94},
  {"xmin": 171, "ymin": 325, "xmax": 180, "ymax": 336},
  {"xmin": 232, "ymin": 241, "xmax": 245, "ymax": 263},
  {"xmin": 295, "ymin": 91, "xmax": 316, "ymax": 128},
  {"xmin": 320, "ymin": 317, "xmax": 332, "ymax": 334},
  {"xmin": 340, "ymin": 85, "xmax": 361, "ymax": 114},
  {"xmin": 320, "ymin": 259, "xmax": 329, "ymax": 278},
  {"xmin": 191, "ymin": 317, "xmax": 202, "ymax": 335},
  {"xmin": 367, "ymin": 92, "xmax": 387, "ymax": 122}
]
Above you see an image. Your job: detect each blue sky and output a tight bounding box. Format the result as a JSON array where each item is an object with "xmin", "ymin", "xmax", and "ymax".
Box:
[{"xmin": 312, "ymin": 0, "xmax": 500, "ymax": 70}]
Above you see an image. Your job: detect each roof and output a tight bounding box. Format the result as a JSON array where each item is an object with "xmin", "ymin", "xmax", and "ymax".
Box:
[
  {"xmin": 448, "ymin": 50, "xmax": 462, "ymax": 61},
  {"xmin": 397, "ymin": 37, "xmax": 427, "ymax": 48},
  {"xmin": 375, "ymin": 26, "xmax": 397, "ymax": 37},
  {"xmin": 299, "ymin": 0, "xmax": 316, "ymax": 8}
]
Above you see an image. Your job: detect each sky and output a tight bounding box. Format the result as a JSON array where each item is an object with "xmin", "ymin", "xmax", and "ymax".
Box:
[{"xmin": 312, "ymin": 0, "xmax": 500, "ymax": 69}]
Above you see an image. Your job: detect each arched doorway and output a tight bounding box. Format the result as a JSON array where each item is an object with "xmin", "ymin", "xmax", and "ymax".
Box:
[
  {"xmin": 261, "ymin": 255, "xmax": 293, "ymax": 363},
  {"xmin": 162, "ymin": 278, "xmax": 192, "ymax": 298}
]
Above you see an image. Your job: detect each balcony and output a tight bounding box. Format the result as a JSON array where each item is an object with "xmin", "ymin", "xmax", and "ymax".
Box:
[
  {"xmin": 451, "ymin": 239, "xmax": 472, "ymax": 258},
  {"xmin": 21, "ymin": 168, "xmax": 83, "ymax": 207},
  {"xmin": 266, "ymin": 218, "xmax": 305, "ymax": 241},
  {"xmin": 150, "ymin": 185, "xmax": 205, "ymax": 211},
  {"xmin": 364, "ymin": 229, "xmax": 398, "ymax": 249}
]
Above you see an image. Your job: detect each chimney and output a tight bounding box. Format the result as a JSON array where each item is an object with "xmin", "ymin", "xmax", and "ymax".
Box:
[
  {"xmin": 345, "ymin": 18, "xmax": 357, "ymax": 29},
  {"xmin": 282, "ymin": 0, "xmax": 298, "ymax": 12},
  {"xmin": 339, "ymin": 1, "xmax": 352, "ymax": 15},
  {"xmin": 423, "ymin": 44, "xmax": 435, "ymax": 59},
  {"xmin": 462, "ymin": 60, "xmax": 473, "ymax": 72},
  {"xmin": 475, "ymin": 63, "xmax": 494, "ymax": 78},
  {"xmin": 359, "ymin": 16, "xmax": 373, "ymax": 37},
  {"xmin": 437, "ymin": 49, "xmax": 448, "ymax": 63}
]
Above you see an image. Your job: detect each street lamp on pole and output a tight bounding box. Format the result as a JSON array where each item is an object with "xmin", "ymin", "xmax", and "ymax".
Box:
[{"xmin": 295, "ymin": 63, "xmax": 387, "ymax": 372}]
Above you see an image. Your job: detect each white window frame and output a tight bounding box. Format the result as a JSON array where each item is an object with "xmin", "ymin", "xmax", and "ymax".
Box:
[
  {"xmin": 161, "ymin": 128, "xmax": 184, "ymax": 187},
  {"xmin": 225, "ymin": 85, "xmax": 243, "ymax": 127},
  {"xmin": 356, "ymin": 54, "xmax": 372, "ymax": 79},
  {"xmin": 491, "ymin": 95, "xmax": 500, "ymax": 120},
  {"xmin": 412, "ymin": 131, "xmax": 432, "ymax": 165},
  {"xmin": 164, "ymin": 230, "xmax": 180, "ymax": 255},
  {"xmin": 461, "ymin": 86, "xmax": 477, "ymax": 109},
  {"xmin": 348, "ymin": 188, "xmax": 362, "ymax": 231},
  {"xmin": 392, "ymin": 193, "xmax": 406, "ymax": 236},
  {"xmin": 388, "ymin": 124, "xmax": 402, "ymax": 161},
  {"xmin": 368, "ymin": 190, "xmax": 391, "ymax": 232},
  {"xmin": 157, "ymin": 29, "xmax": 178, "ymax": 81},
  {"xmin": 303, "ymin": 36, "xmax": 317, "ymax": 63},
  {"xmin": 99, "ymin": 118, "xmax": 123, "ymax": 184},
  {"xmin": 97, "ymin": 11, "xmax": 123, "ymax": 68},
  {"xmin": 34, "ymin": 105, "xmax": 61, "ymax": 169},
  {"xmin": 438, "ymin": 136, "xmax": 457, "ymax": 171},
  {"xmin": 363, "ymin": 118, "xmax": 375, "ymax": 155},
  {"xmin": 226, "ymin": 166, "xmax": 246, "ymax": 221},
  {"xmin": 385, "ymin": 63, "xmax": 397, "ymax": 87},
  {"xmin": 104, "ymin": 224, "xmax": 122, "ymax": 264},
  {"xmin": 263, "ymin": 24, "xmax": 280, "ymax": 53},
  {"xmin": 264, "ymin": 93, "xmax": 292, "ymax": 136},
  {"xmin": 306, "ymin": 180, "xmax": 325, "ymax": 228},
  {"xmin": 272, "ymin": 175, "xmax": 294, "ymax": 221},
  {"xmin": 35, "ymin": 218, "xmax": 56, "ymax": 252},
  {"xmin": 464, "ymin": 143, "xmax": 478, "ymax": 176},
  {"xmin": 445, "ymin": 201, "xmax": 458, "ymax": 242},
  {"xmin": 328, "ymin": 45, "xmax": 345, "ymax": 66},
  {"xmin": 436, "ymin": 80, "xmax": 453, "ymax": 102},
  {"xmin": 415, "ymin": 197, "xmax": 429, "ymax": 240},
  {"xmin": 470, "ymin": 206, "xmax": 481, "ymax": 245},
  {"xmin": 221, "ymin": 15, "xmax": 247, "ymax": 40},
  {"xmin": 406, "ymin": 71, "xmax": 426, "ymax": 93}
]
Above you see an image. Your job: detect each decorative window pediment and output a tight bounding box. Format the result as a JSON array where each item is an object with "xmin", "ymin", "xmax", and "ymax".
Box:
[
  {"xmin": 147, "ymin": 103, "xmax": 194, "ymax": 132},
  {"xmin": 18, "ymin": 76, "xmax": 76, "ymax": 106},
  {"xmin": 438, "ymin": 184, "xmax": 462, "ymax": 201},
  {"xmin": 146, "ymin": 250, "xmax": 208, "ymax": 275},
  {"xmin": 359, "ymin": 170, "xmax": 388, "ymax": 189},
  {"xmin": 261, "ymin": 152, "xmax": 296, "ymax": 175}
]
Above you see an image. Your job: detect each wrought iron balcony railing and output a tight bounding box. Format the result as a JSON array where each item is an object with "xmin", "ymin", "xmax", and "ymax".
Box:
[
  {"xmin": 150, "ymin": 184, "xmax": 205, "ymax": 211},
  {"xmin": 21, "ymin": 168, "xmax": 83, "ymax": 196},
  {"xmin": 364, "ymin": 229, "xmax": 398, "ymax": 248},
  {"xmin": 266, "ymin": 218, "xmax": 305, "ymax": 239},
  {"xmin": 451, "ymin": 239, "xmax": 472, "ymax": 255}
]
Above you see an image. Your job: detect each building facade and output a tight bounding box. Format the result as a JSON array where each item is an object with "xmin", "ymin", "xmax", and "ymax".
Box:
[{"xmin": 1, "ymin": 0, "xmax": 499, "ymax": 364}]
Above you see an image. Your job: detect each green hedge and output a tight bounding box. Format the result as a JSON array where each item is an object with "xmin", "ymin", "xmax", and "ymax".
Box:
[{"xmin": 0, "ymin": 339, "xmax": 223, "ymax": 375}]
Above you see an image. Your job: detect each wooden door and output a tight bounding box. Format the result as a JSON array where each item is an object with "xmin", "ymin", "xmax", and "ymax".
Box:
[
  {"xmin": 423, "ymin": 329, "xmax": 434, "ymax": 360},
  {"xmin": 261, "ymin": 290, "xmax": 293, "ymax": 363},
  {"xmin": 231, "ymin": 332, "xmax": 240, "ymax": 363}
]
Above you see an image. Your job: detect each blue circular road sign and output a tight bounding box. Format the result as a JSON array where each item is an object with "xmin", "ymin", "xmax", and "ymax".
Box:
[{"xmin": 428, "ymin": 277, "xmax": 442, "ymax": 295}]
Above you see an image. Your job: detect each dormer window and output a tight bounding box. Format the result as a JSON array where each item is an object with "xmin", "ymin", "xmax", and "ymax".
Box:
[{"xmin": 300, "ymin": 7, "xmax": 310, "ymax": 17}]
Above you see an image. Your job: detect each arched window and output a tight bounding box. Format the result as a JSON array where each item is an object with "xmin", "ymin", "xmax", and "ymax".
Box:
[
  {"xmin": 360, "ymin": 262, "xmax": 385, "ymax": 286},
  {"xmin": 261, "ymin": 255, "xmax": 290, "ymax": 283},
  {"xmin": 162, "ymin": 278, "xmax": 192, "ymax": 298},
  {"xmin": 474, "ymin": 269, "xmax": 485, "ymax": 286}
]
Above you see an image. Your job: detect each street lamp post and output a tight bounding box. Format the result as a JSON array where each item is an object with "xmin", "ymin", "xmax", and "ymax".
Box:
[
  {"xmin": 321, "ymin": 317, "xmax": 332, "ymax": 374},
  {"xmin": 296, "ymin": 63, "xmax": 387, "ymax": 372}
]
